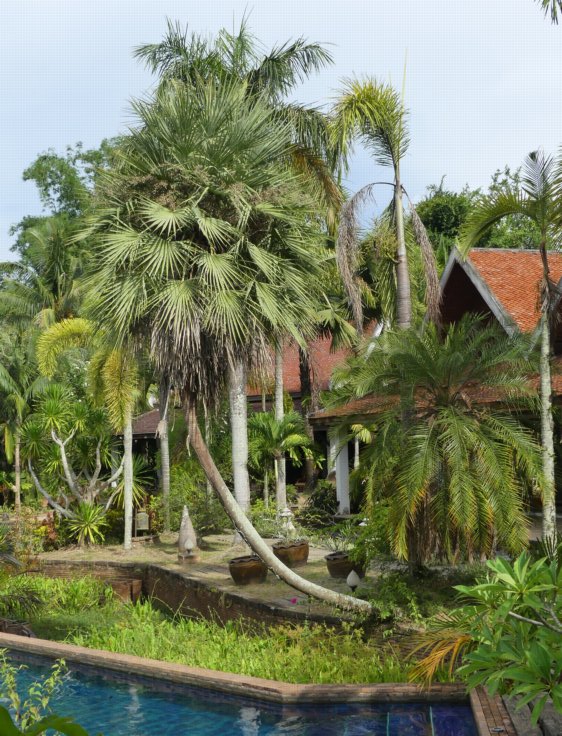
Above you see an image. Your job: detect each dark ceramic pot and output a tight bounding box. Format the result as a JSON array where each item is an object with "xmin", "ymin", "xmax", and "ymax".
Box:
[
  {"xmin": 272, "ymin": 540, "xmax": 309, "ymax": 568},
  {"xmin": 324, "ymin": 551, "xmax": 366, "ymax": 579},
  {"xmin": 228, "ymin": 555, "xmax": 268, "ymax": 585}
]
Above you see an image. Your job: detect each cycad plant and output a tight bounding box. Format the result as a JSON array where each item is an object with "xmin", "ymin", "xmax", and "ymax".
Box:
[
  {"xmin": 329, "ymin": 315, "xmax": 544, "ymax": 569},
  {"xmin": 248, "ymin": 411, "xmax": 315, "ymax": 507},
  {"xmin": 460, "ymin": 150, "xmax": 562, "ymax": 545}
]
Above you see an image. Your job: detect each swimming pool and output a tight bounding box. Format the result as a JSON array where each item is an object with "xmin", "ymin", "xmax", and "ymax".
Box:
[{"xmin": 7, "ymin": 655, "xmax": 477, "ymax": 736}]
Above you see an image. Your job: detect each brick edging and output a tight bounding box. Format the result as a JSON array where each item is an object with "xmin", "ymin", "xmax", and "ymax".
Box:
[{"xmin": 0, "ymin": 632, "xmax": 466, "ymax": 705}]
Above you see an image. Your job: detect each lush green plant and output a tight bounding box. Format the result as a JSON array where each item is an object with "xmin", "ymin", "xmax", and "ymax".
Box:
[
  {"xmin": 249, "ymin": 499, "xmax": 278, "ymax": 537},
  {"xmin": 65, "ymin": 503, "xmax": 108, "ymax": 546},
  {"xmin": 169, "ymin": 464, "xmax": 229, "ymax": 537},
  {"xmin": 350, "ymin": 504, "xmax": 391, "ymax": 562},
  {"xmin": 330, "ymin": 315, "xmax": 542, "ymax": 569},
  {"xmin": 412, "ymin": 550, "xmax": 562, "ymax": 722},
  {"xmin": 0, "ymin": 652, "xmax": 95, "ymax": 735},
  {"xmin": 299, "ymin": 479, "xmax": 338, "ymax": 526}
]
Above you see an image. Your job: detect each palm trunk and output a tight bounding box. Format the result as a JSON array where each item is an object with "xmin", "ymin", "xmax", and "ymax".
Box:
[
  {"xmin": 354, "ymin": 436, "xmax": 360, "ymax": 469},
  {"xmin": 274, "ymin": 344, "xmax": 287, "ymax": 511},
  {"xmin": 299, "ymin": 346, "xmax": 318, "ymax": 490},
  {"xmin": 14, "ymin": 430, "xmax": 21, "ymax": 514},
  {"xmin": 186, "ymin": 401, "xmax": 372, "ymax": 614},
  {"xmin": 158, "ymin": 381, "xmax": 171, "ymax": 533},
  {"xmin": 228, "ymin": 360, "xmax": 251, "ymax": 514},
  {"xmin": 394, "ymin": 172, "xmax": 412, "ymax": 330},
  {"xmin": 263, "ymin": 468, "xmax": 269, "ymax": 509},
  {"xmin": 540, "ymin": 310, "xmax": 557, "ymax": 543},
  {"xmin": 123, "ymin": 409, "xmax": 134, "ymax": 551}
]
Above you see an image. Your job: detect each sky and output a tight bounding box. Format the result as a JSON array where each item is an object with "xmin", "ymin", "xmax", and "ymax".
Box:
[{"xmin": 0, "ymin": 0, "xmax": 560, "ymax": 261}]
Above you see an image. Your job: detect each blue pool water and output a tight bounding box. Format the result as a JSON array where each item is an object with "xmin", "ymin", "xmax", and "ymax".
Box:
[{"xmin": 6, "ymin": 655, "xmax": 477, "ymax": 736}]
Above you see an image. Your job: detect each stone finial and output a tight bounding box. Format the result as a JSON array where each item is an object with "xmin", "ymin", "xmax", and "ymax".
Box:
[{"xmin": 178, "ymin": 505, "xmax": 199, "ymax": 562}]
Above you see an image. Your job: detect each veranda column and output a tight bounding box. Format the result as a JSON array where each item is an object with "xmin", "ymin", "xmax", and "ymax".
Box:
[{"xmin": 334, "ymin": 429, "xmax": 350, "ymax": 514}]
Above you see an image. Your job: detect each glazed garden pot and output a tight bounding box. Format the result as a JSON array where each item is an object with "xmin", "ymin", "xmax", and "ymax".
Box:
[
  {"xmin": 272, "ymin": 540, "xmax": 309, "ymax": 568},
  {"xmin": 324, "ymin": 551, "xmax": 366, "ymax": 579},
  {"xmin": 228, "ymin": 555, "xmax": 268, "ymax": 585}
]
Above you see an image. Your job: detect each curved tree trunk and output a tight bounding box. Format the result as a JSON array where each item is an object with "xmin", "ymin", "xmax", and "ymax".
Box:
[
  {"xmin": 228, "ymin": 360, "xmax": 251, "ymax": 524},
  {"xmin": 394, "ymin": 173, "xmax": 412, "ymax": 330},
  {"xmin": 158, "ymin": 380, "xmax": 171, "ymax": 533},
  {"xmin": 274, "ymin": 344, "xmax": 287, "ymax": 511},
  {"xmin": 540, "ymin": 310, "xmax": 557, "ymax": 544},
  {"xmin": 14, "ymin": 431, "xmax": 21, "ymax": 514},
  {"xmin": 186, "ymin": 401, "xmax": 372, "ymax": 614},
  {"xmin": 123, "ymin": 410, "xmax": 134, "ymax": 550}
]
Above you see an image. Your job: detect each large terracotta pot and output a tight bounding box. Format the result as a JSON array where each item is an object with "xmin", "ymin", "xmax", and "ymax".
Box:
[
  {"xmin": 324, "ymin": 551, "xmax": 366, "ymax": 579},
  {"xmin": 228, "ymin": 555, "xmax": 268, "ymax": 585},
  {"xmin": 272, "ymin": 540, "xmax": 309, "ymax": 568}
]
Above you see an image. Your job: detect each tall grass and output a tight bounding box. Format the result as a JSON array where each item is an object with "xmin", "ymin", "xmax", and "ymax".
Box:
[{"xmin": 68, "ymin": 601, "xmax": 408, "ymax": 684}]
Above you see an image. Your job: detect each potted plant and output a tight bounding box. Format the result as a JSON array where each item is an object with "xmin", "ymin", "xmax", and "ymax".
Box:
[
  {"xmin": 323, "ymin": 521, "xmax": 366, "ymax": 579},
  {"xmin": 272, "ymin": 509, "xmax": 309, "ymax": 568},
  {"xmin": 228, "ymin": 555, "xmax": 268, "ymax": 585}
]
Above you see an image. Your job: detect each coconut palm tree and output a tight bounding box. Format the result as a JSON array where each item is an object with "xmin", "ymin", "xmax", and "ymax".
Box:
[
  {"xmin": 460, "ymin": 150, "xmax": 562, "ymax": 545},
  {"xmin": 36, "ymin": 318, "xmax": 140, "ymax": 549},
  {"xmin": 329, "ymin": 316, "xmax": 544, "ymax": 570},
  {"xmin": 331, "ymin": 78, "xmax": 440, "ymax": 330}
]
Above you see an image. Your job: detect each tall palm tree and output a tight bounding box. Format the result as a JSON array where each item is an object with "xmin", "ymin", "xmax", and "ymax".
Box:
[
  {"xmin": 460, "ymin": 150, "xmax": 562, "ymax": 545},
  {"xmin": 82, "ymin": 80, "xmax": 369, "ymax": 612},
  {"xmin": 134, "ymin": 21, "xmax": 341, "ymax": 517},
  {"xmin": 331, "ymin": 78, "xmax": 440, "ymax": 330},
  {"xmin": 36, "ymin": 318, "xmax": 140, "ymax": 549},
  {"xmin": 329, "ymin": 316, "xmax": 543, "ymax": 570}
]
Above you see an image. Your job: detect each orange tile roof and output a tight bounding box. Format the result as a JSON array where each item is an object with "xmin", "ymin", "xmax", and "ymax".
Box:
[{"xmin": 467, "ymin": 249, "xmax": 562, "ymax": 333}]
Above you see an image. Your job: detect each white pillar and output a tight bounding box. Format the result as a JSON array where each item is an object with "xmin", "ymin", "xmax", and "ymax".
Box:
[
  {"xmin": 335, "ymin": 430, "xmax": 350, "ymax": 515},
  {"xmin": 328, "ymin": 434, "xmax": 337, "ymax": 475}
]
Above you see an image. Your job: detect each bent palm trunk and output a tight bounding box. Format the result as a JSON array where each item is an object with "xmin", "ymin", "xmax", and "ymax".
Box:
[
  {"xmin": 123, "ymin": 410, "xmax": 134, "ymax": 550},
  {"xmin": 186, "ymin": 402, "xmax": 372, "ymax": 614},
  {"xmin": 540, "ymin": 311, "xmax": 557, "ymax": 544}
]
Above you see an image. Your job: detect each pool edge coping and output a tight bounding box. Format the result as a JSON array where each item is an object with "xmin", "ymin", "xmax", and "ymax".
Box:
[{"xmin": 0, "ymin": 631, "xmax": 467, "ymax": 706}]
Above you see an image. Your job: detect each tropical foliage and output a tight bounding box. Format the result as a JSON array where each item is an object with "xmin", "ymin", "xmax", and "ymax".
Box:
[{"xmin": 330, "ymin": 316, "xmax": 543, "ymax": 568}]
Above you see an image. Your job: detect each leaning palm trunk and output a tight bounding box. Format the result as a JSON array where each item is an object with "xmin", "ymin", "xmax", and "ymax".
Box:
[
  {"xmin": 14, "ymin": 432, "xmax": 21, "ymax": 514},
  {"xmin": 540, "ymin": 310, "xmax": 557, "ymax": 543},
  {"xmin": 123, "ymin": 410, "xmax": 134, "ymax": 550},
  {"xmin": 274, "ymin": 344, "xmax": 287, "ymax": 511},
  {"xmin": 394, "ymin": 174, "xmax": 412, "ymax": 330},
  {"xmin": 157, "ymin": 382, "xmax": 171, "ymax": 533},
  {"xmin": 186, "ymin": 401, "xmax": 372, "ymax": 614},
  {"xmin": 228, "ymin": 360, "xmax": 251, "ymax": 516}
]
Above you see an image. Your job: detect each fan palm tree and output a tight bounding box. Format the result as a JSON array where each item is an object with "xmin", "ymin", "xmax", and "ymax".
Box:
[
  {"xmin": 460, "ymin": 150, "xmax": 562, "ymax": 545},
  {"xmin": 329, "ymin": 316, "xmax": 543, "ymax": 570},
  {"xmin": 134, "ymin": 19, "xmax": 340, "ymax": 519},
  {"xmin": 331, "ymin": 78, "xmax": 440, "ymax": 330},
  {"xmin": 36, "ymin": 318, "xmax": 140, "ymax": 549},
  {"xmin": 82, "ymin": 79, "xmax": 369, "ymax": 612},
  {"xmin": 248, "ymin": 410, "xmax": 314, "ymax": 507}
]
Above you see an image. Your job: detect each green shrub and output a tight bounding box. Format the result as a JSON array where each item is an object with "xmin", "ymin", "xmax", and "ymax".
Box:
[
  {"xmin": 298, "ymin": 479, "xmax": 337, "ymax": 526},
  {"xmin": 169, "ymin": 464, "xmax": 230, "ymax": 536}
]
